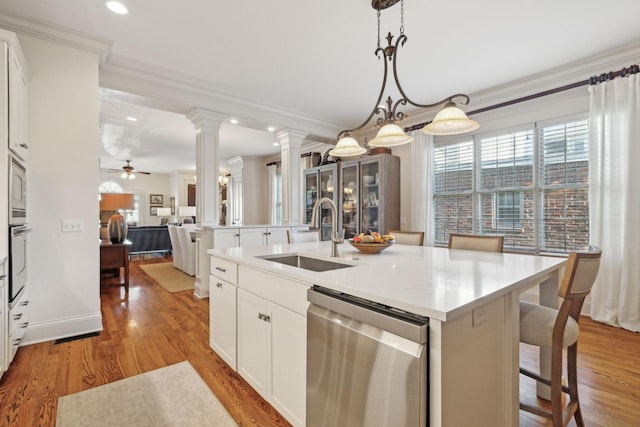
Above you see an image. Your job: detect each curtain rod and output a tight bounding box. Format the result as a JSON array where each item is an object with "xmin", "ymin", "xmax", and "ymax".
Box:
[{"xmin": 405, "ymin": 63, "xmax": 640, "ymax": 133}]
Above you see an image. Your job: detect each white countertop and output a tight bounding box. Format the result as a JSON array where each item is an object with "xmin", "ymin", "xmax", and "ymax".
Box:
[
  {"xmin": 200, "ymin": 223, "xmax": 307, "ymax": 229},
  {"xmin": 208, "ymin": 241, "xmax": 566, "ymax": 322}
]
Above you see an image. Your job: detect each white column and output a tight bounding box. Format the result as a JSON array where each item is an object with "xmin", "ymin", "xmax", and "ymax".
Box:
[
  {"xmin": 276, "ymin": 129, "xmax": 306, "ymax": 224},
  {"xmin": 186, "ymin": 108, "xmax": 226, "ymax": 226}
]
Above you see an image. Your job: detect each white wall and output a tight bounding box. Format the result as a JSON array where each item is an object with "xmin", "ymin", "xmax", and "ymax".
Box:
[
  {"xmin": 242, "ymin": 156, "xmax": 268, "ymax": 224},
  {"xmin": 19, "ymin": 34, "xmax": 102, "ymax": 344}
]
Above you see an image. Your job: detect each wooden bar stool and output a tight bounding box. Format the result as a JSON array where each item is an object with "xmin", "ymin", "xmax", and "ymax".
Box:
[
  {"xmin": 448, "ymin": 233, "xmax": 504, "ymax": 252},
  {"xmin": 519, "ymin": 246, "xmax": 602, "ymax": 427}
]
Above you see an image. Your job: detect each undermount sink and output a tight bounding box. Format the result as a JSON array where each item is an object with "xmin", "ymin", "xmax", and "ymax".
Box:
[{"xmin": 258, "ymin": 254, "xmax": 354, "ymax": 272}]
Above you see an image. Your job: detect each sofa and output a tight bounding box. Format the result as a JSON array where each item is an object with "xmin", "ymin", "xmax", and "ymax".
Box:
[{"xmin": 126, "ymin": 225, "xmax": 172, "ymax": 255}]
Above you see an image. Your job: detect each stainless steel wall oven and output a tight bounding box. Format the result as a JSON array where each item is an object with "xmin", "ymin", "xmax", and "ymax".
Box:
[{"xmin": 9, "ymin": 154, "xmax": 27, "ymax": 226}]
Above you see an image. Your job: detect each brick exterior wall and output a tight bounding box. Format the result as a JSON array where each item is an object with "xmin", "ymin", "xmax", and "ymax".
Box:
[{"xmin": 433, "ymin": 161, "xmax": 589, "ymax": 252}]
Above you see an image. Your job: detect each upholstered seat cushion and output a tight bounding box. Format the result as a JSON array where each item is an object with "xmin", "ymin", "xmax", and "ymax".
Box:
[{"xmin": 519, "ymin": 301, "xmax": 579, "ymax": 348}]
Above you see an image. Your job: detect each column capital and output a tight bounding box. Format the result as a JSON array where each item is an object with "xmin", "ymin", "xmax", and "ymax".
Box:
[
  {"xmin": 275, "ymin": 129, "xmax": 308, "ymax": 147},
  {"xmin": 187, "ymin": 108, "xmax": 227, "ymax": 133}
]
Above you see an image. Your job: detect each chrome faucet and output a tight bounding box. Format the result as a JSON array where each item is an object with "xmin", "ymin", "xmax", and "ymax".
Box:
[{"xmin": 310, "ymin": 197, "xmax": 343, "ymax": 257}]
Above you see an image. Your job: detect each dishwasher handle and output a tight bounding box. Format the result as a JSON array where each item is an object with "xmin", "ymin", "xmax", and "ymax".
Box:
[{"xmin": 308, "ymin": 288, "xmax": 428, "ymax": 344}]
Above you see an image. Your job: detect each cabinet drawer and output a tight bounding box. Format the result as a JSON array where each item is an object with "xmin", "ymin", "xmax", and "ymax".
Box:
[
  {"xmin": 238, "ymin": 266, "xmax": 310, "ymax": 316},
  {"xmin": 10, "ymin": 298, "xmax": 29, "ymax": 337},
  {"xmin": 210, "ymin": 257, "xmax": 238, "ymax": 285}
]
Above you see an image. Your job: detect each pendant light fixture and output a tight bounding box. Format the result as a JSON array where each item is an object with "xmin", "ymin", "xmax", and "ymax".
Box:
[{"xmin": 330, "ymin": 0, "xmax": 478, "ymax": 157}]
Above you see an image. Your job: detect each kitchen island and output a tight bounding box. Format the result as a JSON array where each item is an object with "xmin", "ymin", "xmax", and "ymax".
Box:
[{"xmin": 208, "ymin": 241, "xmax": 566, "ymax": 427}]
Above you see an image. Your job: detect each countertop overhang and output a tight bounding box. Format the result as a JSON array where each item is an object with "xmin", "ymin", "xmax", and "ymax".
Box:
[{"xmin": 208, "ymin": 242, "xmax": 566, "ymax": 322}]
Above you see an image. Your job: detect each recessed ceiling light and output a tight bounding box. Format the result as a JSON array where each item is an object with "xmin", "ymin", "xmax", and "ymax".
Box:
[
  {"xmin": 126, "ymin": 116, "xmax": 137, "ymax": 122},
  {"xmin": 273, "ymin": 142, "xmax": 280, "ymax": 146},
  {"xmin": 106, "ymin": 1, "xmax": 128, "ymax": 15},
  {"xmin": 268, "ymin": 126, "xmax": 275, "ymax": 132},
  {"xmin": 230, "ymin": 119, "xmax": 238, "ymax": 124}
]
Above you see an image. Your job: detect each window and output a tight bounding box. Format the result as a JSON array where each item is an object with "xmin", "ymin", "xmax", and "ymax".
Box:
[
  {"xmin": 432, "ymin": 118, "xmax": 589, "ymax": 254},
  {"xmin": 275, "ymin": 174, "xmax": 283, "ymax": 224}
]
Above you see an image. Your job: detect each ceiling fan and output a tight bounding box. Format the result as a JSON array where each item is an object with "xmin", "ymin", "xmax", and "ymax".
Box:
[{"xmin": 109, "ymin": 160, "xmax": 151, "ymax": 180}]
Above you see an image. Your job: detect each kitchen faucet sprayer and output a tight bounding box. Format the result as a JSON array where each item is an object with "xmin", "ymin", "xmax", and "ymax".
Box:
[{"xmin": 310, "ymin": 197, "xmax": 343, "ymax": 257}]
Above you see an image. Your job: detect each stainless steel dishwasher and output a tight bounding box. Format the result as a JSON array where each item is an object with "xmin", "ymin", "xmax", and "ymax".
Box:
[{"xmin": 307, "ymin": 285, "xmax": 429, "ymax": 427}]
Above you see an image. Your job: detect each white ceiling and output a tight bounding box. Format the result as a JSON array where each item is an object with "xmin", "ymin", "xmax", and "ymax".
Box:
[{"xmin": 1, "ymin": 0, "xmax": 640, "ymax": 174}]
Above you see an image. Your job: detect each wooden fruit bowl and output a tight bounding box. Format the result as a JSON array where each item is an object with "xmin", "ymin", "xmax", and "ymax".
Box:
[{"xmin": 348, "ymin": 239, "xmax": 393, "ymax": 254}]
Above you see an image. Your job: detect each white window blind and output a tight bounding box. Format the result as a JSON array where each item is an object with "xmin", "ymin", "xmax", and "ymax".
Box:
[
  {"xmin": 432, "ymin": 117, "xmax": 589, "ymax": 254},
  {"xmin": 539, "ymin": 119, "xmax": 589, "ymax": 252},
  {"xmin": 432, "ymin": 141, "xmax": 474, "ymax": 242},
  {"xmin": 477, "ymin": 130, "xmax": 535, "ymax": 249}
]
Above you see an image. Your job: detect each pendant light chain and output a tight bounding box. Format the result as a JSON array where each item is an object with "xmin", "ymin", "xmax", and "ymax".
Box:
[
  {"xmin": 400, "ymin": 0, "xmax": 405, "ymax": 36},
  {"xmin": 377, "ymin": 9, "xmax": 381, "ymax": 50}
]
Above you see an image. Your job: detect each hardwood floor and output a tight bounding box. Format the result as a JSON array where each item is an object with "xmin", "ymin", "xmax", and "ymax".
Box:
[
  {"xmin": 0, "ymin": 254, "xmax": 638, "ymax": 426},
  {"xmin": 0, "ymin": 255, "xmax": 291, "ymax": 427}
]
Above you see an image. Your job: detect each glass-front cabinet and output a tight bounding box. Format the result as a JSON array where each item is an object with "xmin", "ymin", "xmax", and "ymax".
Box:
[
  {"xmin": 303, "ymin": 163, "xmax": 339, "ymax": 240},
  {"xmin": 339, "ymin": 153, "xmax": 400, "ymax": 239},
  {"xmin": 340, "ymin": 162, "xmax": 360, "ymax": 239}
]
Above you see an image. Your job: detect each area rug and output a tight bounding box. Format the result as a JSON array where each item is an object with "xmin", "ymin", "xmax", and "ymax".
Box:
[
  {"xmin": 139, "ymin": 262, "xmax": 194, "ymax": 292},
  {"xmin": 56, "ymin": 361, "xmax": 237, "ymax": 427}
]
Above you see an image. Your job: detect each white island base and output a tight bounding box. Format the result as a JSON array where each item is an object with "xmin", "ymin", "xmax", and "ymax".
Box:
[{"xmin": 208, "ymin": 241, "xmax": 564, "ymax": 427}]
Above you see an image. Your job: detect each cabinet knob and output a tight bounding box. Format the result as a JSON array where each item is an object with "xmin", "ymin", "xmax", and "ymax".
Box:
[
  {"xmin": 216, "ymin": 282, "xmax": 223, "ymax": 288},
  {"xmin": 19, "ymin": 143, "xmax": 28, "ymax": 149},
  {"xmin": 257, "ymin": 313, "xmax": 271, "ymax": 322},
  {"xmin": 13, "ymin": 313, "xmax": 22, "ymax": 321},
  {"xmin": 20, "ymin": 322, "xmax": 29, "ymax": 329},
  {"xmin": 20, "ymin": 300, "xmax": 29, "ymax": 306},
  {"xmin": 215, "ymin": 267, "xmax": 226, "ymax": 273}
]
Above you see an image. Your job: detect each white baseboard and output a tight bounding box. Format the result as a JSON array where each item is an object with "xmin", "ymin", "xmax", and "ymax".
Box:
[{"xmin": 22, "ymin": 312, "xmax": 103, "ymax": 346}]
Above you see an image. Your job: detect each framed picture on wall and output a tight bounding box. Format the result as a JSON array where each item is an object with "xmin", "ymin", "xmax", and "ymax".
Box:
[
  {"xmin": 150, "ymin": 194, "xmax": 163, "ymax": 205},
  {"xmin": 150, "ymin": 206, "xmax": 159, "ymax": 216},
  {"xmin": 170, "ymin": 197, "xmax": 175, "ymax": 215}
]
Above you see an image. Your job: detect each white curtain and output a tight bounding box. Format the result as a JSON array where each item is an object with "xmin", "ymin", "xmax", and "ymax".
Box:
[
  {"xmin": 588, "ymin": 71, "xmax": 640, "ymax": 332},
  {"xmin": 409, "ymin": 130, "xmax": 435, "ymax": 246},
  {"xmin": 267, "ymin": 163, "xmax": 277, "ymax": 224}
]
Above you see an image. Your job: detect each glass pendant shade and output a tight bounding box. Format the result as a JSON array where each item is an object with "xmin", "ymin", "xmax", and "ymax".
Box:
[
  {"xmin": 369, "ymin": 123, "xmax": 414, "ymax": 147},
  {"xmin": 422, "ymin": 104, "xmax": 479, "ymax": 136},
  {"xmin": 329, "ymin": 136, "xmax": 367, "ymax": 158}
]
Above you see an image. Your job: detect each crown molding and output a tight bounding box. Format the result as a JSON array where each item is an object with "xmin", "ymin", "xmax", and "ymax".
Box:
[
  {"xmin": 99, "ymin": 56, "xmax": 344, "ymax": 141},
  {"xmin": 0, "ymin": 9, "xmax": 111, "ymax": 62},
  {"xmin": 403, "ymin": 39, "xmax": 640, "ymax": 128}
]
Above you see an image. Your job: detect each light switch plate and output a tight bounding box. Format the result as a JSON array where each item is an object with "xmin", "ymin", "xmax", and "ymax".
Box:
[{"xmin": 62, "ymin": 219, "xmax": 84, "ymax": 232}]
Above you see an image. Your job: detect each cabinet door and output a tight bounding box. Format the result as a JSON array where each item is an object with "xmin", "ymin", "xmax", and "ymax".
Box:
[
  {"xmin": 303, "ymin": 170, "xmax": 319, "ymax": 224},
  {"xmin": 270, "ymin": 303, "xmax": 306, "ymax": 427},
  {"xmin": 239, "ymin": 228, "xmax": 266, "ymax": 247},
  {"xmin": 341, "ymin": 162, "xmax": 360, "ymax": 239},
  {"xmin": 318, "ymin": 165, "xmax": 339, "ymax": 241},
  {"xmin": 8, "ymin": 46, "xmax": 26, "ymax": 161},
  {"xmin": 237, "ymin": 289, "xmax": 270, "ymax": 399},
  {"xmin": 213, "ymin": 229, "xmax": 239, "ymax": 249},
  {"xmin": 266, "ymin": 227, "xmax": 289, "ymax": 245},
  {"xmin": 209, "ymin": 276, "xmax": 237, "ymax": 370},
  {"xmin": 361, "ymin": 159, "xmax": 381, "ymax": 234}
]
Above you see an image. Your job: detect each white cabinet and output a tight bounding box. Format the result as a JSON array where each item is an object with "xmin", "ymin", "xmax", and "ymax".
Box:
[
  {"xmin": 269, "ymin": 302, "xmax": 306, "ymax": 427},
  {"xmin": 213, "ymin": 228, "xmax": 239, "ymax": 249},
  {"xmin": 212, "ymin": 226, "xmax": 297, "ymax": 250},
  {"xmin": 237, "ymin": 288, "xmax": 270, "ymax": 396},
  {"xmin": 238, "ymin": 228, "xmax": 266, "ymax": 248},
  {"xmin": 8, "ymin": 43, "xmax": 29, "ymax": 162},
  {"xmin": 237, "ymin": 266, "xmax": 308, "ymax": 427},
  {"xmin": 209, "ymin": 275, "xmax": 237, "ymax": 370},
  {"xmin": 8, "ymin": 292, "xmax": 29, "ymax": 363},
  {"xmin": 209, "ymin": 257, "xmax": 238, "ymax": 370},
  {"xmin": 266, "ymin": 227, "xmax": 289, "ymax": 245}
]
